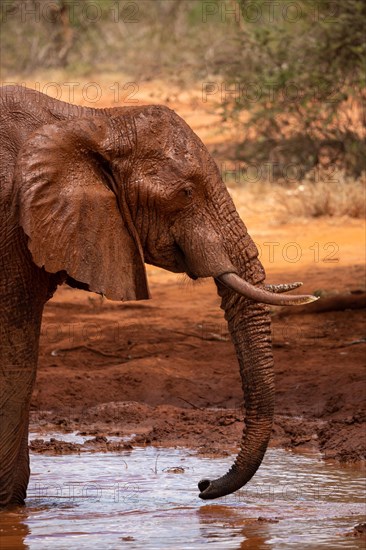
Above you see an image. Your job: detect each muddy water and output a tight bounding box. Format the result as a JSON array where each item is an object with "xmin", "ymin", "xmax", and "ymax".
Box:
[{"xmin": 1, "ymin": 443, "xmax": 364, "ymax": 549}]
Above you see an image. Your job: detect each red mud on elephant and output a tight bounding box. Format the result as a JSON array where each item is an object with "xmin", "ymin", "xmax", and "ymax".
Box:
[{"xmin": 1, "ymin": 85, "xmax": 364, "ymax": 509}]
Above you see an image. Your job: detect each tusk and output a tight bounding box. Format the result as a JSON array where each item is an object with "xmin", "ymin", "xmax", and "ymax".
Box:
[
  {"xmin": 265, "ymin": 281, "xmax": 303, "ymax": 293},
  {"xmin": 217, "ymin": 273, "xmax": 318, "ymax": 306}
]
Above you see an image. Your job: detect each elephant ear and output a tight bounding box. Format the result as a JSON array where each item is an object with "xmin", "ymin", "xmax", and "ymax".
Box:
[{"xmin": 13, "ymin": 117, "xmax": 149, "ymax": 301}]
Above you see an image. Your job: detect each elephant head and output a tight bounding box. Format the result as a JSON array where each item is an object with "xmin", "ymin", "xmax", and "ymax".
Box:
[{"xmin": 13, "ymin": 105, "xmax": 316, "ymax": 499}]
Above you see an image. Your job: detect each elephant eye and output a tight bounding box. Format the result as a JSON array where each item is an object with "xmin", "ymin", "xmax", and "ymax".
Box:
[{"xmin": 183, "ymin": 186, "xmax": 193, "ymax": 199}]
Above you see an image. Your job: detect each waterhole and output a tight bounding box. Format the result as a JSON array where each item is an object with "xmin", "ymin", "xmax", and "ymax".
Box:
[{"xmin": 0, "ymin": 441, "xmax": 364, "ymax": 549}]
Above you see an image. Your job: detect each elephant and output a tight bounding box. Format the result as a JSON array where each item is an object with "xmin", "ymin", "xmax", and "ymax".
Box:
[{"xmin": 0, "ymin": 85, "xmax": 317, "ymax": 507}]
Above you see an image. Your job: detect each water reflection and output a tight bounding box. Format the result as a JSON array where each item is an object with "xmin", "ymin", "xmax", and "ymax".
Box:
[
  {"xmin": 0, "ymin": 507, "xmax": 30, "ymax": 550},
  {"xmin": 198, "ymin": 505, "xmax": 271, "ymax": 549},
  {"xmin": 0, "ymin": 445, "xmax": 364, "ymax": 549}
]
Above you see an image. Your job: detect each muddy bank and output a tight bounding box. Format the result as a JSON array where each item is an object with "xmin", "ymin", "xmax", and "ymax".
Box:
[{"xmin": 30, "ymin": 257, "xmax": 366, "ymax": 463}]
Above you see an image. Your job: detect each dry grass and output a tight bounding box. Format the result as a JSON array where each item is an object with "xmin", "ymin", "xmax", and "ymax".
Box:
[
  {"xmin": 275, "ymin": 176, "xmax": 366, "ymax": 220},
  {"xmin": 227, "ymin": 173, "xmax": 366, "ymax": 223}
]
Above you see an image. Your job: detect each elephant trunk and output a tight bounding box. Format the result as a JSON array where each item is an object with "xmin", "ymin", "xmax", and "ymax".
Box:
[{"xmin": 198, "ymin": 226, "xmax": 275, "ymax": 499}]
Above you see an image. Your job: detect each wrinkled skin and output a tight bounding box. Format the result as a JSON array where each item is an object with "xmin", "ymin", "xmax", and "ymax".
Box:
[{"xmin": 0, "ymin": 86, "xmax": 314, "ymax": 507}]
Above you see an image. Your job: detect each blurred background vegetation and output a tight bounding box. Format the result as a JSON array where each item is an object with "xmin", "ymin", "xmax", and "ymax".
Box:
[{"xmin": 1, "ymin": 0, "xmax": 365, "ymax": 215}]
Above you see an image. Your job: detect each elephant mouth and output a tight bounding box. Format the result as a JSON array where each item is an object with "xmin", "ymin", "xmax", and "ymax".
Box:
[
  {"xmin": 173, "ymin": 243, "xmax": 199, "ymax": 279},
  {"xmin": 174, "ymin": 243, "xmax": 318, "ymax": 305}
]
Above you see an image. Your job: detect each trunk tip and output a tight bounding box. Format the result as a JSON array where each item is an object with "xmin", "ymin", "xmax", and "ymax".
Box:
[
  {"xmin": 198, "ymin": 478, "xmax": 216, "ymax": 499},
  {"xmin": 198, "ymin": 478, "xmax": 232, "ymax": 500},
  {"xmin": 198, "ymin": 479, "xmax": 210, "ymax": 492}
]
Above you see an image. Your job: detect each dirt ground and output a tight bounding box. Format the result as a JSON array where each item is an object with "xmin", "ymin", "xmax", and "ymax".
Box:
[
  {"xmin": 26, "ymin": 78, "xmax": 366, "ymax": 464},
  {"xmin": 29, "ymin": 219, "xmax": 366, "ymax": 463}
]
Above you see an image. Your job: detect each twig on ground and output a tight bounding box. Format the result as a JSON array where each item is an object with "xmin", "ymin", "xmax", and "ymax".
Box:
[
  {"xmin": 177, "ymin": 397, "xmax": 205, "ymax": 411},
  {"xmin": 334, "ymin": 338, "xmax": 366, "ymax": 348}
]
